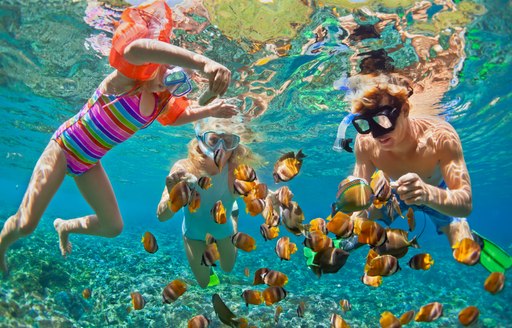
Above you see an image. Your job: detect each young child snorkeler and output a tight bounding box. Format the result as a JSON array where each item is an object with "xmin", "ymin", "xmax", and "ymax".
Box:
[
  {"xmin": 0, "ymin": 1, "xmax": 238, "ymax": 275},
  {"xmin": 156, "ymin": 117, "xmax": 260, "ymax": 288}
]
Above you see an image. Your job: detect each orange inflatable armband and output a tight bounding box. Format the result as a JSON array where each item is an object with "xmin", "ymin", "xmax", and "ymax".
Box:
[{"xmin": 109, "ymin": 0, "xmax": 173, "ymax": 81}]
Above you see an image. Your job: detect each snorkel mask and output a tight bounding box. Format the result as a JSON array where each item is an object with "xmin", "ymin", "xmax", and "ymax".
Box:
[
  {"xmin": 194, "ymin": 120, "xmax": 241, "ymax": 160},
  {"xmin": 333, "ymin": 106, "xmax": 401, "ymax": 152},
  {"xmin": 162, "ymin": 66, "xmax": 193, "ymax": 97}
]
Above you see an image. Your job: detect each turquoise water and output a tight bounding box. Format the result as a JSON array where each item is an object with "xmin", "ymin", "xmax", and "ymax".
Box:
[{"xmin": 1, "ymin": 0, "xmax": 511, "ymax": 327}]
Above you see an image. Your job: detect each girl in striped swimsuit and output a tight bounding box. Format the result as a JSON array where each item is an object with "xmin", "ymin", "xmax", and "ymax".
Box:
[{"xmin": 0, "ymin": 22, "xmax": 238, "ymax": 275}]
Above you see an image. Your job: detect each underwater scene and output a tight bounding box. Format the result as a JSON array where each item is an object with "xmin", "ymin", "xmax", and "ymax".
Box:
[{"xmin": 0, "ymin": 0, "xmax": 511, "ymax": 327}]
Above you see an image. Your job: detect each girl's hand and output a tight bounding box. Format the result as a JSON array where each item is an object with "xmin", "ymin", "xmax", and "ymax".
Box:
[
  {"xmin": 209, "ymin": 100, "xmax": 238, "ymax": 118},
  {"xmin": 203, "ymin": 60, "xmax": 231, "ymax": 95},
  {"xmin": 395, "ymin": 173, "xmax": 430, "ymax": 205},
  {"xmin": 166, "ymin": 170, "xmax": 197, "ymax": 193}
]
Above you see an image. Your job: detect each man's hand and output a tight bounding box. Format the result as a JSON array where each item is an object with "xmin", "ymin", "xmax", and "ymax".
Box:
[
  {"xmin": 203, "ymin": 60, "xmax": 231, "ymax": 96},
  {"xmin": 395, "ymin": 173, "xmax": 430, "ymax": 205}
]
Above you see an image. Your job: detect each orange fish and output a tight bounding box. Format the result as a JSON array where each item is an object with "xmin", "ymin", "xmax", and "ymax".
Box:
[
  {"xmin": 339, "ymin": 299, "xmax": 351, "ymax": 312},
  {"xmin": 326, "ymin": 212, "xmax": 354, "ymax": 238},
  {"xmin": 274, "ymin": 305, "xmax": 283, "ymax": 324},
  {"xmin": 262, "ymin": 270, "xmax": 288, "ymax": 287},
  {"xmin": 253, "ymin": 268, "xmax": 269, "ymax": 285},
  {"xmin": 415, "ymin": 302, "xmax": 443, "ymax": 322},
  {"xmin": 169, "ymin": 180, "xmax": 192, "ymax": 212},
  {"xmin": 312, "ymin": 247, "xmax": 350, "ymax": 277},
  {"xmin": 263, "ymin": 200, "xmax": 280, "ymax": 227},
  {"xmin": 162, "ymin": 279, "xmax": 187, "ymax": 304},
  {"xmin": 82, "ymin": 288, "xmax": 91, "ymax": 299},
  {"xmin": 241, "ymin": 290, "xmax": 263, "ymax": 307},
  {"xmin": 276, "ymin": 186, "xmax": 294, "ymax": 208},
  {"xmin": 188, "ymin": 314, "xmax": 210, "ymax": 328},
  {"xmin": 399, "ymin": 310, "xmax": 415, "ymax": 325},
  {"xmin": 330, "ymin": 313, "xmax": 350, "ymax": 328},
  {"xmin": 406, "ymin": 208, "xmax": 415, "ymax": 232},
  {"xmin": 244, "ymin": 267, "xmax": 250, "ymax": 277},
  {"xmin": 408, "ymin": 253, "xmax": 434, "ymax": 270},
  {"xmin": 308, "ymin": 218, "xmax": 328, "ymax": 235},
  {"xmin": 141, "ymin": 231, "xmax": 158, "ymax": 253},
  {"xmin": 366, "ymin": 255, "xmax": 400, "ymax": 277},
  {"xmin": 386, "ymin": 195, "xmax": 403, "ymax": 218},
  {"xmin": 198, "ymin": 176, "xmax": 212, "ymax": 190},
  {"xmin": 273, "ymin": 150, "xmax": 306, "ymax": 183},
  {"xmin": 361, "ymin": 273, "xmax": 382, "ymax": 287},
  {"xmin": 234, "ymin": 164, "xmax": 257, "ymax": 182},
  {"xmin": 201, "ymin": 242, "xmax": 220, "ymax": 266},
  {"xmin": 211, "ymin": 200, "xmax": 227, "ymax": 224},
  {"xmin": 379, "ymin": 311, "xmax": 401, "ymax": 328},
  {"xmin": 355, "ymin": 219, "xmax": 387, "ymax": 247},
  {"xmin": 458, "ymin": 306, "xmax": 479, "ymax": 326},
  {"xmin": 231, "ymin": 232, "xmax": 257, "ymax": 252},
  {"xmin": 213, "ymin": 148, "xmax": 227, "ymax": 171},
  {"xmin": 234, "ymin": 179, "xmax": 256, "ymax": 196},
  {"xmin": 275, "ymin": 236, "xmax": 298, "ymax": 261},
  {"xmin": 484, "ymin": 272, "xmax": 505, "ymax": 294},
  {"xmin": 335, "ymin": 177, "xmax": 373, "ymax": 213},
  {"xmin": 260, "ymin": 224, "xmax": 279, "ymax": 241},
  {"xmin": 303, "ymin": 231, "xmax": 334, "ymax": 252},
  {"xmin": 452, "ymin": 238, "xmax": 481, "ymax": 265},
  {"xmin": 370, "ymin": 171, "xmax": 392, "ymax": 208},
  {"xmin": 130, "ymin": 292, "xmax": 145, "ymax": 310},
  {"xmin": 297, "ymin": 301, "xmax": 306, "ymax": 317},
  {"xmin": 262, "ymin": 286, "xmax": 287, "ymax": 305},
  {"xmin": 243, "ymin": 194, "xmax": 265, "ymax": 216},
  {"xmin": 281, "ymin": 201, "xmax": 306, "ymax": 235},
  {"xmin": 188, "ymin": 190, "xmax": 201, "ymax": 213},
  {"xmin": 253, "ymin": 183, "xmax": 268, "ymax": 199},
  {"xmin": 374, "ymin": 228, "xmax": 418, "ymax": 259}
]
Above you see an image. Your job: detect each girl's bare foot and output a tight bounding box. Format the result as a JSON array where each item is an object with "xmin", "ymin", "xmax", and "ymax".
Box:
[{"xmin": 53, "ymin": 219, "xmax": 72, "ymax": 256}]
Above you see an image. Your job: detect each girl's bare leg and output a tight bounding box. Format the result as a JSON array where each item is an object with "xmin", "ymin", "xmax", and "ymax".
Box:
[
  {"xmin": 0, "ymin": 141, "xmax": 67, "ymax": 274},
  {"xmin": 183, "ymin": 236, "xmax": 209, "ymax": 288},
  {"xmin": 53, "ymin": 161, "xmax": 123, "ymax": 256},
  {"xmin": 216, "ymin": 235, "xmax": 237, "ymax": 273}
]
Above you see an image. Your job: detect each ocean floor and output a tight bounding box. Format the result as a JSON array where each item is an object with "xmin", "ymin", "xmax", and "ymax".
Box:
[{"xmin": 0, "ymin": 216, "xmax": 511, "ymax": 328}]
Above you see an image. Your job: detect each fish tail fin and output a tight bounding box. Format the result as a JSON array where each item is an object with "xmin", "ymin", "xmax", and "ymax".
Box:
[{"xmin": 410, "ymin": 235, "xmax": 420, "ymax": 248}]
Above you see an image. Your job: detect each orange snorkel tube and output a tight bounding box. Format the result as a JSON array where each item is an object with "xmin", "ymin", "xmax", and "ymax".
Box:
[{"xmin": 109, "ymin": 1, "xmax": 173, "ymax": 81}]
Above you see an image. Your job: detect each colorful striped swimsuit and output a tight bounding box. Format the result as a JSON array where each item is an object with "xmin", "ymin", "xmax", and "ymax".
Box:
[{"xmin": 52, "ymin": 88, "xmax": 164, "ymax": 176}]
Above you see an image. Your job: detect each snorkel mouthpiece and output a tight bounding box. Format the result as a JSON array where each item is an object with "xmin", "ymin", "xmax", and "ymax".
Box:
[{"xmin": 333, "ymin": 112, "xmax": 357, "ymax": 153}]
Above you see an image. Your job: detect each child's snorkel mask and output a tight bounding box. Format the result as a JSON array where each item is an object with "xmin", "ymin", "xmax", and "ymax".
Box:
[
  {"xmin": 194, "ymin": 120, "xmax": 241, "ymax": 160},
  {"xmin": 162, "ymin": 66, "xmax": 193, "ymax": 97}
]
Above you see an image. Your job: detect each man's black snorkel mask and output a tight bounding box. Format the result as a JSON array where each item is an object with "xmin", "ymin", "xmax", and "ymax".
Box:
[{"xmin": 333, "ymin": 105, "xmax": 401, "ymax": 153}]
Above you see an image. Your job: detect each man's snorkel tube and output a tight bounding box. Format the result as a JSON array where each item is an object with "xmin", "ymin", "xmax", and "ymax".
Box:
[{"xmin": 333, "ymin": 112, "xmax": 357, "ymax": 153}]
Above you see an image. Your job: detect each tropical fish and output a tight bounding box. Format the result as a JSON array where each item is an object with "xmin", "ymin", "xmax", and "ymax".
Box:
[
  {"xmin": 484, "ymin": 272, "xmax": 505, "ymax": 294},
  {"xmin": 260, "ymin": 224, "xmax": 279, "ymax": 241},
  {"xmin": 458, "ymin": 306, "xmax": 479, "ymax": 326},
  {"xmin": 201, "ymin": 242, "xmax": 220, "ymax": 266},
  {"xmin": 334, "ymin": 177, "xmax": 373, "ymax": 213},
  {"xmin": 281, "ymin": 201, "xmax": 306, "ymax": 235},
  {"xmin": 130, "ymin": 292, "xmax": 145, "ymax": 310},
  {"xmin": 188, "ymin": 314, "xmax": 210, "ymax": 328},
  {"xmin": 198, "ymin": 176, "xmax": 212, "ymax": 190},
  {"xmin": 262, "ymin": 286, "xmax": 287, "ymax": 305},
  {"xmin": 307, "ymin": 218, "xmax": 328, "ymax": 235},
  {"xmin": 231, "ymin": 232, "xmax": 257, "ymax": 252},
  {"xmin": 273, "ymin": 150, "xmax": 306, "ymax": 183},
  {"xmin": 211, "ymin": 200, "xmax": 227, "ymax": 224},
  {"xmin": 275, "ymin": 236, "xmax": 298, "ymax": 261},
  {"xmin": 452, "ymin": 238, "xmax": 481, "ymax": 265},
  {"xmin": 234, "ymin": 164, "xmax": 257, "ymax": 182},
  {"xmin": 276, "ymin": 186, "xmax": 294, "ymax": 208},
  {"xmin": 370, "ymin": 171, "xmax": 392, "ymax": 209},
  {"xmin": 234, "ymin": 179, "xmax": 256, "ymax": 196},
  {"xmin": 263, "ymin": 200, "xmax": 280, "ymax": 227},
  {"xmin": 212, "ymin": 293, "xmax": 248, "ymax": 328},
  {"xmin": 262, "ymin": 270, "xmax": 288, "ymax": 287},
  {"xmin": 406, "ymin": 208, "xmax": 415, "ymax": 232},
  {"xmin": 141, "ymin": 231, "xmax": 158, "ymax": 254},
  {"xmin": 82, "ymin": 288, "xmax": 91, "ymax": 299},
  {"xmin": 188, "ymin": 190, "xmax": 201, "ymax": 213},
  {"xmin": 253, "ymin": 268, "xmax": 270, "ymax": 285},
  {"xmin": 379, "ymin": 311, "xmax": 401, "ymax": 328},
  {"xmin": 354, "ymin": 219, "xmax": 387, "ymax": 247},
  {"xmin": 326, "ymin": 211, "xmax": 354, "ymax": 238},
  {"xmin": 213, "ymin": 148, "xmax": 227, "ymax": 171},
  {"xmin": 244, "ymin": 267, "xmax": 250, "ymax": 277},
  {"xmin": 297, "ymin": 301, "xmax": 306, "ymax": 317},
  {"xmin": 386, "ymin": 195, "xmax": 403, "ymax": 218},
  {"xmin": 241, "ymin": 290, "xmax": 263, "ymax": 307},
  {"xmin": 253, "ymin": 183, "xmax": 268, "ymax": 199},
  {"xmin": 361, "ymin": 273, "xmax": 382, "ymax": 287},
  {"xmin": 330, "ymin": 313, "xmax": 350, "ymax": 328},
  {"xmin": 339, "ymin": 299, "xmax": 351, "ymax": 312},
  {"xmin": 366, "ymin": 255, "xmax": 400, "ymax": 277},
  {"xmin": 312, "ymin": 247, "xmax": 350, "ymax": 277},
  {"xmin": 398, "ymin": 310, "xmax": 415, "ymax": 325},
  {"xmin": 408, "ymin": 253, "xmax": 434, "ymax": 270},
  {"xmin": 274, "ymin": 305, "xmax": 283, "ymax": 324},
  {"xmin": 243, "ymin": 194, "xmax": 265, "ymax": 216},
  {"xmin": 303, "ymin": 231, "xmax": 334, "ymax": 253},
  {"xmin": 374, "ymin": 228, "xmax": 418, "ymax": 259},
  {"xmin": 162, "ymin": 279, "xmax": 187, "ymax": 304},
  {"xmin": 415, "ymin": 302, "xmax": 443, "ymax": 322},
  {"xmin": 169, "ymin": 180, "xmax": 192, "ymax": 212}
]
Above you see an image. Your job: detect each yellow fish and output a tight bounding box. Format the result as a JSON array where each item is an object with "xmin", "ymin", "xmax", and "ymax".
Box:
[
  {"xmin": 458, "ymin": 306, "xmax": 479, "ymax": 327},
  {"xmin": 452, "ymin": 238, "xmax": 481, "ymax": 265},
  {"xmin": 211, "ymin": 201, "xmax": 227, "ymax": 224},
  {"xmin": 273, "ymin": 150, "xmax": 306, "ymax": 183},
  {"xmin": 415, "ymin": 302, "xmax": 443, "ymax": 322},
  {"xmin": 162, "ymin": 279, "xmax": 187, "ymax": 304},
  {"xmin": 169, "ymin": 180, "xmax": 191, "ymax": 212},
  {"xmin": 234, "ymin": 164, "xmax": 257, "ymax": 182}
]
